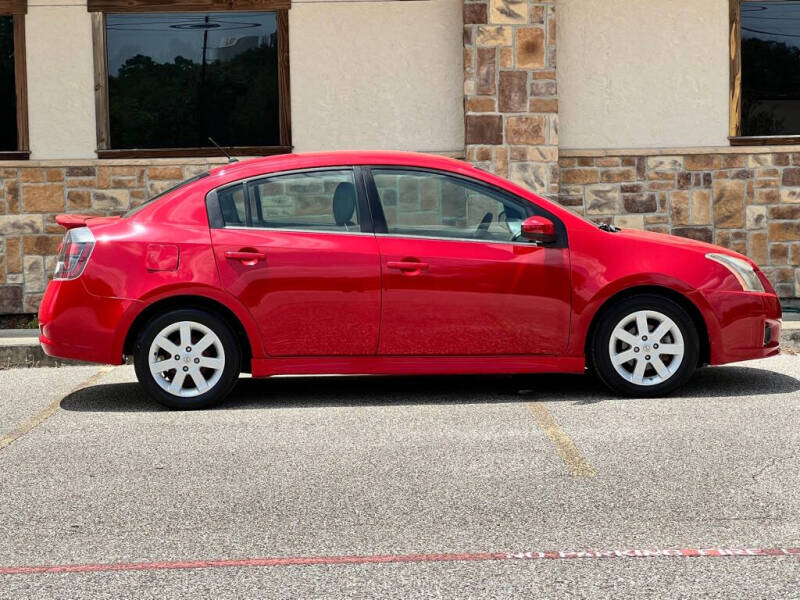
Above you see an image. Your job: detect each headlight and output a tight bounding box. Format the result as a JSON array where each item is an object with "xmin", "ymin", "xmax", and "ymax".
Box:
[{"xmin": 706, "ymin": 253, "xmax": 764, "ymax": 292}]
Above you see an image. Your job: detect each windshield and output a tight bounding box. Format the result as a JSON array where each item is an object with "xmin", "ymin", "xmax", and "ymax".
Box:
[{"xmin": 124, "ymin": 172, "xmax": 210, "ymax": 217}]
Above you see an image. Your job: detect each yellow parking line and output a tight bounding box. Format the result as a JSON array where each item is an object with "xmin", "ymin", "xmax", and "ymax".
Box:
[
  {"xmin": 0, "ymin": 366, "xmax": 115, "ymax": 453},
  {"xmin": 527, "ymin": 402, "xmax": 596, "ymax": 478}
]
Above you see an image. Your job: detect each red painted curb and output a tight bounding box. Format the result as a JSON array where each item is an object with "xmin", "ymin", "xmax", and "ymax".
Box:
[{"xmin": 1, "ymin": 547, "xmax": 799, "ymax": 576}]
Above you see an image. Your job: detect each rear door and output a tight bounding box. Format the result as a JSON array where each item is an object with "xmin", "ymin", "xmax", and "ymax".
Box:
[
  {"xmin": 365, "ymin": 167, "xmax": 572, "ymax": 356},
  {"xmin": 209, "ymin": 168, "xmax": 381, "ymax": 356}
]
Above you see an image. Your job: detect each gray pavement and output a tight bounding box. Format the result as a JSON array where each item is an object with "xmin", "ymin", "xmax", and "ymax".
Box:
[{"xmin": 0, "ymin": 357, "xmax": 799, "ymax": 598}]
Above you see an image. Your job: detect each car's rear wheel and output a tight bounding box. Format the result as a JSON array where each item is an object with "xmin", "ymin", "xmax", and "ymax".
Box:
[
  {"xmin": 133, "ymin": 309, "xmax": 241, "ymax": 409},
  {"xmin": 592, "ymin": 294, "xmax": 698, "ymax": 397}
]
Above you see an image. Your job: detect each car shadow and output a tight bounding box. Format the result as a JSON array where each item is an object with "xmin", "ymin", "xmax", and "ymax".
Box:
[{"xmin": 59, "ymin": 365, "xmax": 800, "ymax": 413}]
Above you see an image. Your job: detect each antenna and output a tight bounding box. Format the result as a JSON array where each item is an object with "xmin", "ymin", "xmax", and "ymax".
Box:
[{"xmin": 208, "ymin": 137, "xmax": 238, "ymax": 163}]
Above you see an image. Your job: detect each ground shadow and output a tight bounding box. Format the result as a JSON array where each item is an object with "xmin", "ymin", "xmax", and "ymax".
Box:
[{"xmin": 59, "ymin": 364, "xmax": 800, "ymax": 413}]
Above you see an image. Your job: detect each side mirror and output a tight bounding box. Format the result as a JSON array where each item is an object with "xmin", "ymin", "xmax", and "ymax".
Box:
[{"xmin": 521, "ymin": 216, "xmax": 557, "ymax": 244}]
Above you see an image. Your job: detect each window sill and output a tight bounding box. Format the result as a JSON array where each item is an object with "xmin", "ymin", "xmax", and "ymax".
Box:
[
  {"xmin": 0, "ymin": 151, "xmax": 30, "ymax": 160},
  {"xmin": 96, "ymin": 146, "xmax": 292, "ymax": 160},
  {"xmin": 730, "ymin": 135, "xmax": 800, "ymax": 147}
]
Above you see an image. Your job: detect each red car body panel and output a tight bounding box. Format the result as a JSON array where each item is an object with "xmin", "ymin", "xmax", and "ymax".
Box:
[
  {"xmin": 374, "ymin": 237, "xmax": 571, "ymax": 356},
  {"xmin": 38, "ymin": 151, "xmax": 781, "ymax": 375},
  {"xmin": 210, "ymin": 227, "xmax": 382, "ymax": 356}
]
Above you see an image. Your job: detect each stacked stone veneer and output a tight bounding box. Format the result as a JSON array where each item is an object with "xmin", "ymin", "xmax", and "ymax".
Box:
[
  {"xmin": 463, "ymin": 0, "xmax": 558, "ymax": 196},
  {"xmin": 558, "ymin": 150, "xmax": 800, "ymax": 298},
  {"xmin": 0, "ymin": 159, "xmax": 225, "ymax": 314}
]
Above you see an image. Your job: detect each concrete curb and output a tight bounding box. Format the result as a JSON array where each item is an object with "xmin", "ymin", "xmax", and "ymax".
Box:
[
  {"xmin": 1, "ymin": 323, "xmax": 799, "ymax": 370},
  {"xmin": 0, "ymin": 330, "xmax": 85, "ymax": 369}
]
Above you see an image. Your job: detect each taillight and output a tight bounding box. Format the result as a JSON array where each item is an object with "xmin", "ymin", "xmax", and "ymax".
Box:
[{"xmin": 53, "ymin": 226, "xmax": 95, "ymax": 280}]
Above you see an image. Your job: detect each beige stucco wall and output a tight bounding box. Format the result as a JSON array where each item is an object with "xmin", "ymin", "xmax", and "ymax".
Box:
[
  {"xmin": 26, "ymin": 0, "xmax": 97, "ymax": 160},
  {"xmin": 22, "ymin": 0, "xmax": 464, "ymax": 159},
  {"xmin": 558, "ymin": 0, "xmax": 730, "ymax": 150},
  {"xmin": 289, "ymin": 0, "xmax": 464, "ymax": 153}
]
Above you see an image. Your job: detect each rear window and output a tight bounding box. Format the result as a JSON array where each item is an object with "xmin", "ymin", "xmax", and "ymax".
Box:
[{"xmin": 124, "ymin": 172, "xmax": 210, "ymax": 217}]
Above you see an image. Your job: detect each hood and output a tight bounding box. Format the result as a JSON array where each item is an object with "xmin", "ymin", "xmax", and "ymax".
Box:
[{"xmin": 612, "ymin": 227, "xmax": 750, "ymax": 262}]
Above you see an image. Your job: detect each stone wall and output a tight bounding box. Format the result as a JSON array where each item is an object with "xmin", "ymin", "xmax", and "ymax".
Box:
[
  {"xmin": 557, "ymin": 148, "xmax": 800, "ymax": 298},
  {"xmin": 463, "ymin": 0, "xmax": 559, "ymax": 196},
  {"xmin": 0, "ymin": 159, "xmax": 226, "ymax": 314}
]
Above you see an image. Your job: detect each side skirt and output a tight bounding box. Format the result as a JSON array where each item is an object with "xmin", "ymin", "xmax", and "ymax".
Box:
[{"xmin": 250, "ymin": 355, "xmax": 585, "ymax": 378}]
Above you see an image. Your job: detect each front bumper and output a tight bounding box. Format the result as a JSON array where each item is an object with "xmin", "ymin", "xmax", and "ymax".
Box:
[
  {"xmin": 38, "ymin": 278, "xmax": 137, "ymax": 365},
  {"xmin": 706, "ymin": 290, "xmax": 782, "ymax": 365}
]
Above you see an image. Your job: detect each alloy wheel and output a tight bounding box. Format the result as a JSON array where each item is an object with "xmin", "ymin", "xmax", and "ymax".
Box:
[
  {"xmin": 148, "ymin": 321, "xmax": 226, "ymax": 397},
  {"xmin": 607, "ymin": 310, "xmax": 685, "ymax": 386}
]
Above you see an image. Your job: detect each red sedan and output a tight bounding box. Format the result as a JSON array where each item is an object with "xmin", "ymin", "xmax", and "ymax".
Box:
[{"xmin": 38, "ymin": 151, "xmax": 781, "ymax": 408}]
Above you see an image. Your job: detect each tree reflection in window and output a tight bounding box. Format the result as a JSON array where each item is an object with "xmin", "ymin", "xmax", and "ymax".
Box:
[
  {"xmin": 106, "ymin": 12, "xmax": 279, "ymax": 149},
  {"xmin": 741, "ymin": 1, "xmax": 800, "ymax": 136}
]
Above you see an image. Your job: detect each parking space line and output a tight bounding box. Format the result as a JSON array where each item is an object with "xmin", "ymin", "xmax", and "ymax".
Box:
[
  {"xmin": 0, "ymin": 366, "xmax": 115, "ymax": 453},
  {"xmin": 527, "ymin": 402, "xmax": 596, "ymax": 478},
  {"xmin": 1, "ymin": 546, "xmax": 798, "ymax": 576}
]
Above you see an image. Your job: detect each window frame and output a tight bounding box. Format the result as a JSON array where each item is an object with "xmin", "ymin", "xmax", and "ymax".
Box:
[
  {"xmin": 362, "ymin": 166, "xmax": 568, "ymax": 248},
  {"xmin": 206, "ymin": 166, "xmax": 375, "ymax": 235},
  {"xmin": 89, "ymin": 0, "xmax": 291, "ymax": 159},
  {"xmin": 729, "ymin": 0, "xmax": 800, "ymax": 145},
  {"xmin": 0, "ymin": 1, "xmax": 29, "ymax": 159}
]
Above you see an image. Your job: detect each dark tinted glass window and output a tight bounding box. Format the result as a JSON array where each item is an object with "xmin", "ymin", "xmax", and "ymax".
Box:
[
  {"xmin": 0, "ymin": 16, "xmax": 17, "ymax": 151},
  {"xmin": 741, "ymin": 1, "xmax": 800, "ymax": 136},
  {"xmin": 106, "ymin": 12, "xmax": 279, "ymax": 149}
]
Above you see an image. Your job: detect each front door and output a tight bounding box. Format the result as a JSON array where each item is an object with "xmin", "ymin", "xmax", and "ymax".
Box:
[
  {"xmin": 365, "ymin": 168, "xmax": 571, "ymax": 356},
  {"xmin": 210, "ymin": 168, "xmax": 381, "ymax": 356}
]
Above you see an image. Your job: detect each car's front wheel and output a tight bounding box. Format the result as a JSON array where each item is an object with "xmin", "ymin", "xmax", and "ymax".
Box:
[
  {"xmin": 592, "ymin": 294, "xmax": 699, "ymax": 397},
  {"xmin": 133, "ymin": 309, "xmax": 241, "ymax": 409}
]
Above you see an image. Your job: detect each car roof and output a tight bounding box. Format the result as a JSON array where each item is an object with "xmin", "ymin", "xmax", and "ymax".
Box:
[{"xmin": 206, "ymin": 150, "xmax": 475, "ymax": 181}]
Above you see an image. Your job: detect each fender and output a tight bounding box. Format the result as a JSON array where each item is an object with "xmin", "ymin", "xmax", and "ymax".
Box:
[
  {"xmin": 567, "ymin": 272, "xmax": 722, "ymax": 358},
  {"xmin": 111, "ymin": 283, "xmax": 266, "ymax": 361}
]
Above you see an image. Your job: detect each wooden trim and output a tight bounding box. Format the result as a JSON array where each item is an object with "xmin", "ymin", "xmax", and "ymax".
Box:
[
  {"xmin": 729, "ymin": 135, "xmax": 800, "ymax": 147},
  {"xmin": 87, "ymin": 0, "xmax": 288, "ymax": 12},
  {"xmin": 729, "ymin": 0, "xmax": 742, "ymax": 139},
  {"xmin": 277, "ymin": 8, "xmax": 291, "ymax": 148},
  {"xmin": 12, "ymin": 14, "xmax": 28, "ymax": 154},
  {"xmin": 0, "ymin": 151, "xmax": 30, "ymax": 160},
  {"xmin": 91, "ymin": 12, "xmax": 110, "ymax": 151},
  {"xmin": 97, "ymin": 146, "xmax": 292, "ymax": 159},
  {"xmin": 0, "ymin": 0, "xmax": 26, "ymax": 14}
]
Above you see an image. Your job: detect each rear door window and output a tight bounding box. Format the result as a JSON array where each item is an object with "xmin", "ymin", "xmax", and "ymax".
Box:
[{"xmin": 249, "ymin": 169, "xmax": 361, "ymax": 232}]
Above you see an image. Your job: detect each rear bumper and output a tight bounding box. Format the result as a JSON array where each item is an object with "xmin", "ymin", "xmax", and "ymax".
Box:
[
  {"xmin": 707, "ymin": 291, "xmax": 782, "ymax": 365},
  {"xmin": 38, "ymin": 279, "xmax": 138, "ymax": 365}
]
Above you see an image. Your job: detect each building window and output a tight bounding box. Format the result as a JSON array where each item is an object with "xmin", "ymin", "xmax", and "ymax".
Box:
[
  {"xmin": 89, "ymin": 0, "xmax": 290, "ymax": 158},
  {"xmin": 0, "ymin": 1, "xmax": 29, "ymax": 159},
  {"xmin": 731, "ymin": 0, "xmax": 800, "ymax": 143}
]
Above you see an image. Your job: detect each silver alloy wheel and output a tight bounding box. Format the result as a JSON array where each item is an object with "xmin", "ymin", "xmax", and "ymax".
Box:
[
  {"xmin": 608, "ymin": 309, "xmax": 685, "ymax": 387},
  {"xmin": 148, "ymin": 321, "xmax": 225, "ymax": 398}
]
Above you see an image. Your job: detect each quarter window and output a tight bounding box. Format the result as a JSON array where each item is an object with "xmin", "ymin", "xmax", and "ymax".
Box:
[
  {"xmin": 370, "ymin": 169, "xmax": 531, "ymax": 242},
  {"xmin": 218, "ymin": 183, "xmax": 248, "ymax": 227},
  {"xmin": 248, "ymin": 170, "xmax": 361, "ymax": 232}
]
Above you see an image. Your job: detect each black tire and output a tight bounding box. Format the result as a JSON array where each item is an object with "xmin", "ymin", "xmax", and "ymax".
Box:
[
  {"xmin": 133, "ymin": 308, "xmax": 241, "ymax": 409},
  {"xmin": 591, "ymin": 294, "xmax": 699, "ymax": 397}
]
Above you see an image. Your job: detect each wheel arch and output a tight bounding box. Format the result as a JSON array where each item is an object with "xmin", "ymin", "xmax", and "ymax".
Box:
[
  {"xmin": 583, "ymin": 285, "xmax": 711, "ymax": 370},
  {"xmin": 122, "ymin": 294, "xmax": 260, "ymax": 373}
]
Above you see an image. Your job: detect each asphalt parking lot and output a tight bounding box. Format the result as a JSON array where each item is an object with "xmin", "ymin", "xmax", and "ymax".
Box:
[{"xmin": 1, "ymin": 357, "xmax": 799, "ymax": 598}]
